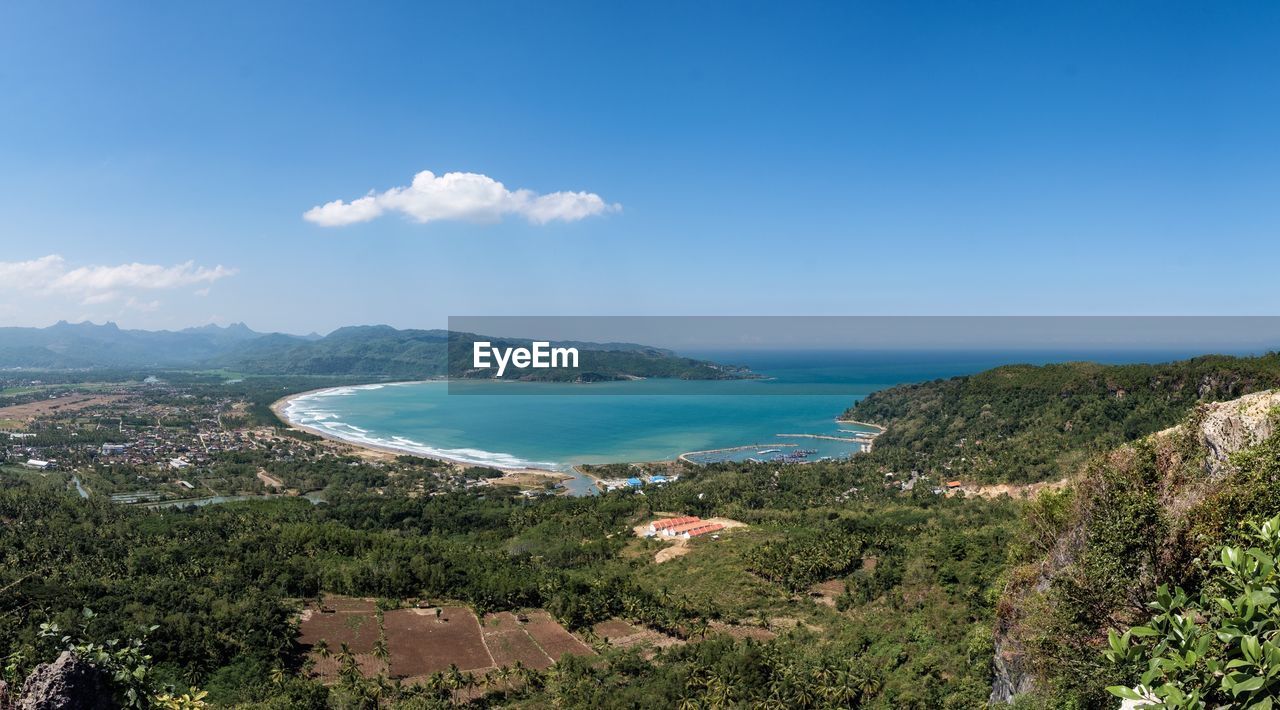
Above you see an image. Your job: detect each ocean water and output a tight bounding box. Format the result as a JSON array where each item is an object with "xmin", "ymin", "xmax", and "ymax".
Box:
[{"xmin": 280, "ymin": 349, "xmax": 1232, "ymax": 493}]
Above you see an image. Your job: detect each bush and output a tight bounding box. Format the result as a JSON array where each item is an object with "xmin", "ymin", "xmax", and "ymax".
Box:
[{"xmin": 1104, "ymin": 514, "xmax": 1280, "ymax": 707}]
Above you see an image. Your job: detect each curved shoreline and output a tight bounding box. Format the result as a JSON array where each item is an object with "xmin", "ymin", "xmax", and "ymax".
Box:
[
  {"xmin": 272, "ymin": 384, "xmax": 887, "ymax": 480},
  {"xmin": 269, "ymin": 384, "xmax": 569, "ymax": 479}
]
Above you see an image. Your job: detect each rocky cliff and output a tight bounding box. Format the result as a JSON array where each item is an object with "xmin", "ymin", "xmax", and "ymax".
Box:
[
  {"xmin": 2, "ymin": 651, "xmax": 113, "ymax": 710},
  {"xmin": 990, "ymin": 390, "xmax": 1280, "ymax": 705}
]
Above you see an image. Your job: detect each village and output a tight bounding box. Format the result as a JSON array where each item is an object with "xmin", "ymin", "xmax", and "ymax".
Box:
[{"xmin": 0, "ymin": 375, "xmax": 495, "ymax": 505}]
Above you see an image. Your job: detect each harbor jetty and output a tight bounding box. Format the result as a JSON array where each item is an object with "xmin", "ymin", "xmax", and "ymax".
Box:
[{"xmin": 677, "ymin": 443, "xmax": 799, "ymax": 465}]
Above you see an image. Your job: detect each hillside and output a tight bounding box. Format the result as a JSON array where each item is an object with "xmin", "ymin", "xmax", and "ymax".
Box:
[
  {"xmin": 0, "ymin": 322, "xmax": 747, "ymax": 381},
  {"xmin": 4, "ymin": 353, "xmax": 1280, "ymax": 707},
  {"xmin": 0, "ymin": 320, "xmax": 265, "ymax": 368},
  {"xmin": 991, "ymin": 389, "xmax": 1280, "ymax": 705},
  {"xmin": 842, "ymin": 353, "xmax": 1280, "ymax": 483},
  {"xmin": 221, "ymin": 326, "xmax": 749, "ymax": 381}
]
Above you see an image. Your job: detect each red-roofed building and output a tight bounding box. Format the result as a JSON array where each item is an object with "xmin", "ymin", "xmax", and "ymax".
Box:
[
  {"xmin": 649, "ymin": 516, "xmax": 700, "ymax": 535},
  {"xmin": 680, "ymin": 523, "xmax": 724, "ymax": 539},
  {"xmin": 666, "ymin": 520, "xmax": 711, "ymax": 536}
]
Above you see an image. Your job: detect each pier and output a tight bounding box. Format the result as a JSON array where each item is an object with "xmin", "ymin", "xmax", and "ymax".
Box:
[
  {"xmin": 677, "ymin": 443, "xmax": 798, "ymax": 464},
  {"xmin": 776, "ymin": 433, "xmax": 872, "ymax": 442}
]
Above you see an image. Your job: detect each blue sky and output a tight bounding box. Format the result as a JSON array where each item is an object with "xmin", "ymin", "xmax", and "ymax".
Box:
[{"xmin": 1, "ymin": 1, "xmax": 1278, "ymax": 333}]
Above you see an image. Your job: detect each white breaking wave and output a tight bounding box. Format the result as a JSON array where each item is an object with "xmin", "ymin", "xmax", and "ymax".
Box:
[{"xmin": 281, "ymin": 386, "xmax": 562, "ymax": 470}]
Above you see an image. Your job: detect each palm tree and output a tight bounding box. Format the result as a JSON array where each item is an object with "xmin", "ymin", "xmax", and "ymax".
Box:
[
  {"xmin": 312, "ymin": 638, "xmax": 330, "ymax": 659},
  {"xmin": 692, "ymin": 617, "xmax": 711, "ymax": 640},
  {"xmin": 823, "ymin": 668, "xmax": 856, "ymax": 705},
  {"xmin": 445, "ymin": 663, "xmax": 465, "ymax": 691},
  {"xmin": 490, "ymin": 665, "xmax": 512, "ymax": 690},
  {"xmin": 367, "ymin": 673, "xmax": 389, "ymax": 701},
  {"xmin": 424, "ymin": 671, "xmax": 446, "ymax": 699},
  {"xmin": 337, "ymin": 645, "xmax": 361, "ymax": 688},
  {"xmin": 372, "ymin": 636, "xmax": 391, "ymax": 672},
  {"xmin": 851, "ymin": 670, "xmax": 882, "ymax": 701},
  {"xmin": 462, "ymin": 671, "xmax": 480, "ymax": 696},
  {"xmin": 790, "ymin": 681, "xmax": 816, "ymax": 708}
]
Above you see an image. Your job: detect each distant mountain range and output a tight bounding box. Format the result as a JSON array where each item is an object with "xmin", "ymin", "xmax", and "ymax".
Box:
[{"xmin": 0, "ymin": 321, "xmax": 749, "ymax": 381}]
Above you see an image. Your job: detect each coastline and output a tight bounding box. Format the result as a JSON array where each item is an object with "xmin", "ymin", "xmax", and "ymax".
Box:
[
  {"xmin": 834, "ymin": 418, "xmax": 886, "ymax": 453},
  {"xmin": 834, "ymin": 418, "xmax": 888, "ymax": 434},
  {"xmin": 269, "ymin": 386, "xmax": 572, "ymax": 484},
  {"xmin": 270, "ymin": 385, "xmax": 886, "ymax": 490}
]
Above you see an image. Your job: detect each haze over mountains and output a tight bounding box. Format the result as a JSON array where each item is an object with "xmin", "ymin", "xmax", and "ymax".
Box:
[{"xmin": 0, "ymin": 321, "xmax": 743, "ymax": 381}]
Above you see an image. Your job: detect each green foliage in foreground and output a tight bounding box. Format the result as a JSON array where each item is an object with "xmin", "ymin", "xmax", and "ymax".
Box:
[
  {"xmin": 1105, "ymin": 514, "xmax": 1280, "ymax": 708},
  {"xmin": 1004, "ymin": 408, "xmax": 1280, "ymax": 707}
]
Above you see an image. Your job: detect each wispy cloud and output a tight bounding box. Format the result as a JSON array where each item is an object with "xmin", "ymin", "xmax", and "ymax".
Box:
[
  {"xmin": 304, "ymin": 170, "xmax": 620, "ymax": 227},
  {"xmin": 0, "ymin": 255, "xmax": 236, "ymax": 305}
]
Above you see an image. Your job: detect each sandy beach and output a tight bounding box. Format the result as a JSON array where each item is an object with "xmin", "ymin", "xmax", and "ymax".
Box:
[
  {"xmin": 269, "ymin": 388, "xmax": 573, "ymax": 485},
  {"xmin": 834, "ymin": 418, "xmax": 887, "ymax": 433}
]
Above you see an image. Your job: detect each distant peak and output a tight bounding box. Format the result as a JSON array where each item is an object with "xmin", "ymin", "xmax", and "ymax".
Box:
[{"xmin": 49, "ymin": 320, "xmax": 117, "ymax": 331}]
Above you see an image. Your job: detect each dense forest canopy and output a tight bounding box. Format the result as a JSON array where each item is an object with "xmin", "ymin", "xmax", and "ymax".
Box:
[{"xmin": 844, "ymin": 353, "xmax": 1280, "ymax": 483}]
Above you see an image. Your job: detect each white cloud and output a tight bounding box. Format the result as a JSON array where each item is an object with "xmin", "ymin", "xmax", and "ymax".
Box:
[
  {"xmin": 303, "ymin": 170, "xmax": 620, "ymax": 227},
  {"xmin": 0, "ymin": 255, "xmax": 236, "ymax": 305},
  {"xmin": 0, "ymin": 255, "xmax": 67, "ymax": 289}
]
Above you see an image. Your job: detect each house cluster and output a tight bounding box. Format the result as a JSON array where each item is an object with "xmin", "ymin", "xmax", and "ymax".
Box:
[
  {"xmin": 596, "ymin": 473, "xmax": 677, "ymax": 492},
  {"xmin": 883, "ymin": 469, "xmax": 966, "ymax": 496},
  {"xmin": 1, "ymin": 387, "xmax": 323, "ymax": 489},
  {"xmin": 646, "ymin": 515, "xmax": 724, "ymax": 539}
]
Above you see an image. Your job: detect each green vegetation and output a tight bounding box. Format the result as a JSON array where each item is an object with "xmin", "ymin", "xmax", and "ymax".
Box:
[
  {"xmin": 4, "ymin": 353, "xmax": 1280, "ymax": 707},
  {"xmin": 1, "ymin": 453, "xmax": 1021, "ymax": 707},
  {"xmin": 996, "ymin": 395, "xmax": 1280, "ymax": 707},
  {"xmin": 845, "ymin": 353, "xmax": 1280, "ymax": 483},
  {"xmin": 1104, "ymin": 514, "xmax": 1280, "ymax": 707}
]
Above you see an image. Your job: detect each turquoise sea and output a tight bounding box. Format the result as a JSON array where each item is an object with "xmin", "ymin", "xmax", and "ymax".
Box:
[{"xmin": 279, "ymin": 349, "xmax": 1225, "ymax": 494}]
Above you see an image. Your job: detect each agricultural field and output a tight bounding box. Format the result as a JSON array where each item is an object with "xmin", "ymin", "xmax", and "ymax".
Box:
[
  {"xmin": 297, "ymin": 597, "xmax": 595, "ymax": 684},
  {"xmin": 0, "ymin": 393, "xmax": 126, "ymax": 422},
  {"xmin": 0, "ymin": 465, "xmax": 72, "ymax": 492},
  {"xmin": 590, "ymin": 619, "xmax": 685, "ymax": 655}
]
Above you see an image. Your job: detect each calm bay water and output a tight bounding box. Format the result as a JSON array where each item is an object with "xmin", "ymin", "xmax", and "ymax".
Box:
[{"xmin": 280, "ymin": 349, "xmax": 1223, "ymax": 493}]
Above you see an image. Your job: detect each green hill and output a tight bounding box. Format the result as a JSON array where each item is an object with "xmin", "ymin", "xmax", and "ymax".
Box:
[
  {"xmin": 842, "ymin": 353, "xmax": 1280, "ymax": 483},
  {"xmin": 0, "ymin": 321, "xmax": 749, "ymax": 381}
]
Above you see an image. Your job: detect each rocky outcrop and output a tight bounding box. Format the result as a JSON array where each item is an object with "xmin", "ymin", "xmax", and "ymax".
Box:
[
  {"xmin": 989, "ymin": 628, "xmax": 1035, "ymax": 703},
  {"xmin": 988, "ymin": 390, "xmax": 1280, "ymax": 705},
  {"xmin": 1198, "ymin": 390, "xmax": 1280, "ymax": 476},
  {"xmin": 14, "ymin": 652, "xmax": 113, "ymax": 710}
]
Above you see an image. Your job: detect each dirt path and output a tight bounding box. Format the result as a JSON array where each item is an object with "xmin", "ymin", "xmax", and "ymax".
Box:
[
  {"xmin": 256, "ymin": 469, "xmax": 285, "ymax": 489},
  {"xmin": 949, "ymin": 478, "xmax": 1069, "ymax": 500}
]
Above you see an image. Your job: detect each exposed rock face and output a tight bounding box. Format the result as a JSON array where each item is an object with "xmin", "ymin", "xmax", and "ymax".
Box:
[
  {"xmin": 989, "ymin": 629, "xmax": 1035, "ymax": 703},
  {"xmin": 988, "ymin": 389, "xmax": 1280, "ymax": 705},
  {"xmin": 16, "ymin": 652, "xmax": 113, "ymax": 710},
  {"xmin": 1199, "ymin": 390, "xmax": 1280, "ymax": 476}
]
